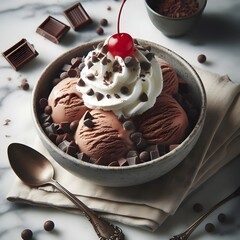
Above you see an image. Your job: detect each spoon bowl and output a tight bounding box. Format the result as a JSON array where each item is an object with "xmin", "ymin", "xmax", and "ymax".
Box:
[{"xmin": 7, "ymin": 143, "xmax": 124, "ymax": 240}]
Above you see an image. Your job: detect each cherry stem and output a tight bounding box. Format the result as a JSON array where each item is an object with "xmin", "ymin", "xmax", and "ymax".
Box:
[{"xmin": 117, "ymin": 0, "xmax": 127, "ymax": 34}]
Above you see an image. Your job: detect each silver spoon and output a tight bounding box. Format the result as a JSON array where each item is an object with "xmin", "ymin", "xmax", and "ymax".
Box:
[
  {"xmin": 170, "ymin": 186, "xmax": 240, "ymax": 240},
  {"xmin": 8, "ymin": 143, "xmax": 124, "ymax": 240}
]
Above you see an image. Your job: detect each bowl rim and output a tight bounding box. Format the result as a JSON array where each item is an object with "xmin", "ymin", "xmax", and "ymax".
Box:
[
  {"xmin": 145, "ymin": 0, "xmax": 207, "ymax": 21},
  {"xmin": 32, "ymin": 39, "xmax": 207, "ymax": 172}
]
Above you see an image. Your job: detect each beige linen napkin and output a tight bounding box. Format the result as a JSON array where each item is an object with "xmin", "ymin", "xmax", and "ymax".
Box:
[{"xmin": 7, "ymin": 68, "xmax": 240, "ymax": 231}]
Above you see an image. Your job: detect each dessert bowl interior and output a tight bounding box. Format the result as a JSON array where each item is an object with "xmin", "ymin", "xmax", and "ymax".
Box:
[
  {"xmin": 145, "ymin": 0, "xmax": 207, "ymax": 37},
  {"xmin": 32, "ymin": 39, "xmax": 206, "ymax": 187}
]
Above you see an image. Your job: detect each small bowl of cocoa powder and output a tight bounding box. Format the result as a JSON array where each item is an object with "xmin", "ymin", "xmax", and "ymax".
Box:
[{"xmin": 145, "ymin": 0, "xmax": 207, "ymax": 37}]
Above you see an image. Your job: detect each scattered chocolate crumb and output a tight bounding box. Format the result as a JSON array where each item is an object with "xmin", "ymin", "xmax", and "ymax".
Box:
[
  {"xmin": 107, "ymin": 6, "xmax": 112, "ymax": 11},
  {"xmin": 3, "ymin": 119, "xmax": 11, "ymax": 126},
  {"xmin": 218, "ymin": 213, "xmax": 227, "ymax": 223},
  {"xmin": 100, "ymin": 18, "xmax": 108, "ymax": 26},
  {"xmin": 5, "ymin": 135, "xmax": 11, "ymax": 138},
  {"xmin": 205, "ymin": 223, "xmax": 215, "ymax": 233},
  {"xmin": 193, "ymin": 203, "xmax": 203, "ymax": 212},
  {"xmin": 96, "ymin": 27, "xmax": 104, "ymax": 35},
  {"xmin": 197, "ymin": 54, "xmax": 207, "ymax": 63},
  {"xmin": 7, "ymin": 77, "xmax": 12, "ymax": 81},
  {"xmin": 21, "ymin": 229, "xmax": 33, "ymax": 240},
  {"xmin": 44, "ymin": 220, "xmax": 55, "ymax": 231}
]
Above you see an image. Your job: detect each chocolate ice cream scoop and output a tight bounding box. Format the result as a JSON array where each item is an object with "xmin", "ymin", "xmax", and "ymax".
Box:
[
  {"xmin": 157, "ymin": 58, "xmax": 179, "ymax": 95},
  {"xmin": 134, "ymin": 94, "xmax": 189, "ymax": 145},
  {"xmin": 74, "ymin": 109, "xmax": 135, "ymax": 165},
  {"xmin": 48, "ymin": 77, "xmax": 88, "ymax": 124}
]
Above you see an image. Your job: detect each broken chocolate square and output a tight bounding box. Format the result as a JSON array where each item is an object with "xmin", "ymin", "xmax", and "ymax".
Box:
[
  {"xmin": 64, "ymin": 2, "xmax": 92, "ymax": 31},
  {"xmin": 2, "ymin": 39, "xmax": 38, "ymax": 71},
  {"xmin": 36, "ymin": 16, "xmax": 70, "ymax": 44}
]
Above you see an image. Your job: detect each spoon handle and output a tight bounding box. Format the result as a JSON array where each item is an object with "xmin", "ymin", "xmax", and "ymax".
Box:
[{"xmin": 50, "ymin": 179, "xmax": 124, "ymax": 240}]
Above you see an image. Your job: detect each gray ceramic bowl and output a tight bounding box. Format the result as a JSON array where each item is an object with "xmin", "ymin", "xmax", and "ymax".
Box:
[
  {"xmin": 145, "ymin": 0, "xmax": 207, "ymax": 37},
  {"xmin": 32, "ymin": 39, "xmax": 206, "ymax": 187}
]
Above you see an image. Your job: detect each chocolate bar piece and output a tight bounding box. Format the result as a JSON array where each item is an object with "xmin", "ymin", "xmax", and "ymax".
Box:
[
  {"xmin": 64, "ymin": 2, "xmax": 92, "ymax": 31},
  {"xmin": 36, "ymin": 16, "xmax": 70, "ymax": 44},
  {"xmin": 2, "ymin": 39, "xmax": 38, "ymax": 71}
]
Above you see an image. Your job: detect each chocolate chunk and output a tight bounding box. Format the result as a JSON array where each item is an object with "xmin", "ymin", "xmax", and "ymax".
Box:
[
  {"xmin": 77, "ymin": 152, "xmax": 90, "ymax": 162},
  {"xmin": 118, "ymin": 158, "xmax": 129, "ymax": 166},
  {"xmin": 126, "ymin": 156, "xmax": 140, "ymax": 165},
  {"xmin": 145, "ymin": 52, "xmax": 154, "ymax": 61},
  {"xmin": 139, "ymin": 92, "xmax": 148, "ymax": 102},
  {"xmin": 109, "ymin": 161, "xmax": 119, "ymax": 166},
  {"xmin": 84, "ymin": 111, "xmax": 93, "ymax": 120},
  {"xmin": 77, "ymin": 78, "xmax": 85, "ymax": 86},
  {"xmin": 92, "ymin": 55, "xmax": 99, "ymax": 63},
  {"xmin": 123, "ymin": 120, "xmax": 135, "ymax": 131},
  {"xmin": 36, "ymin": 16, "xmax": 70, "ymax": 44},
  {"xmin": 101, "ymin": 45, "xmax": 108, "ymax": 54},
  {"xmin": 87, "ymin": 88, "xmax": 94, "ymax": 96},
  {"xmin": 2, "ymin": 38, "xmax": 38, "ymax": 71},
  {"xmin": 64, "ymin": 2, "xmax": 92, "ymax": 31},
  {"xmin": 113, "ymin": 60, "xmax": 122, "ymax": 72},
  {"xmin": 87, "ymin": 61, "xmax": 93, "ymax": 69},
  {"xmin": 44, "ymin": 220, "xmax": 55, "ymax": 231},
  {"xmin": 84, "ymin": 119, "xmax": 94, "ymax": 128},
  {"xmin": 78, "ymin": 62, "xmax": 85, "ymax": 71},
  {"xmin": 114, "ymin": 93, "xmax": 120, "ymax": 99},
  {"xmin": 96, "ymin": 92, "xmax": 104, "ymax": 101},
  {"xmin": 20, "ymin": 79, "xmax": 30, "ymax": 90},
  {"xmin": 126, "ymin": 151, "xmax": 138, "ymax": 158},
  {"xmin": 62, "ymin": 64, "xmax": 72, "ymax": 72},
  {"xmin": 71, "ymin": 57, "xmax": 82, "ymax": 67}
]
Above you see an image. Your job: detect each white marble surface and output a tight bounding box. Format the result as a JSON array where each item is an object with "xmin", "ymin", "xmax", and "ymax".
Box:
[{"xmin": 0, "ymin": 0, "xmax": 240, "ymax": 239}]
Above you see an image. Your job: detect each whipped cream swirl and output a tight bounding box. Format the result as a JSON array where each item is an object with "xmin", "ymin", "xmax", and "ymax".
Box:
[{"xmin": 76, "ymin": 40, "xmax": 163, "ymax": 118}]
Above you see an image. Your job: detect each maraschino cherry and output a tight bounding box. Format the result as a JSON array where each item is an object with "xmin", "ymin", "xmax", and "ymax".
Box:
[{"xmin": 107, "ymin": 0, "xmax": 134, "ymax": 59}]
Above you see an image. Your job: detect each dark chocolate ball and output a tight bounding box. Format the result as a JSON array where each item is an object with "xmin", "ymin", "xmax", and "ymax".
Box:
[
  {"xmin": 21, "ymin": 229, "xmax": 33, "ymax": 240},
  {"xmin": 44, "ymin": 220, "xmax": 55, "ymax": 231}
]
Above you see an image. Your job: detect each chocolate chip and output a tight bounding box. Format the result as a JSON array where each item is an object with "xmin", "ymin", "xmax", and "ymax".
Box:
[
  {"xmin": 20, "ymin": 79, "xmax": 30, "ymax": 90},
  {"xmin": 101, "ymin": 45, "xmax": 108, "ymax": 54},
  {"xmin": 67, "ymin": 69, "xmax": 78, "ymax": 77},
  {"xmin": 71, "ymin": 57, "xmax": 82, "ymax": 67},
  {"xmin": 123, "ymin": 120, "xmax": 135, "ymax": 131},
  {"xmin": 100, "ymin": 18, "xmax": 108, "ymax": 26},
  {"xmin": 44, "ymin": 220, "xmax": 55, "ymax": 231},
  {"xmin": 106, "ymin": 94, "xmax": 111, "ymax": 98},
  {"xmin": 96, "ymin": 27, "xmax": 104, "ymax": 35},
  {"xmin": 84, "ymin": 111, "xmax": 93, "ymax": 120},
  {"xmin": 120, "ymin": 86, "xmax": 129, "ymax": 95},
  {"xmin": 78, "ymin": 62, "xmax": 85, "ymax": 71},
  {"xmin": 92, "ymin": 55, "xmax": 99, "ymax": 63},
  {"xmin": 84, "ymin": 118, "xmax": 94, "ymax": 128},
  {"xmin": 139, "ymin": 92, "xmax": 148, "ymax": 102},
  {"xmin": 62, "ymin": 64, "xmax": 72, "ymax": 72},
  {"xmin": 218, "ymin": 213, "xmax": 227, "ymax": 223},
  {"xmin": 205, "ymin": 223, "xmax": 215, "ymax": 233},
  {"xmin": 87, "ymin": 73, "xmax": 95, "ymax": 80},
  {"xmin": 113, "ymin": 60, "xmax": 122, "ymax": 72},
  {"xmin": 118, "ymin": 158, "xmax": 128, "ymax": 166},
  {"xmin": 96, "ymin": 92, "xmax": 104, "ymax": 101},
  {"xmin": 21, "ymin": 229, "xmax": 33, "ymax": 240},
  {"xmin": 193, "ymin": 203, "xmax": 203, "ymax": 212},
  {"xmin": 87, "ymin": 88, "xmax": 94, "ymax": 96},
  {"xmin": 197, "ymin": 54, "xmax": 207, "ymax": 63},
  {"xmin": 124, "ymin": 56, "xmax": 136, "ymax": 68},
  {"xmin": 126, "ymin": 156, "xmax": 140, "ymax": 165},
  {"xmin": 140, "ymin": 61, "xmax": 151, "ymax": 71},
  {"xmin": 139, "ymin": 151, "xmax": 150, "ymax": 162},
  {"xmin": 101, "ymin": 56, "xmax": 108, "ymax": 65},
  {"xmin": 77, "ymin": 78, "xmax": 85, "ymax": 86}
]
